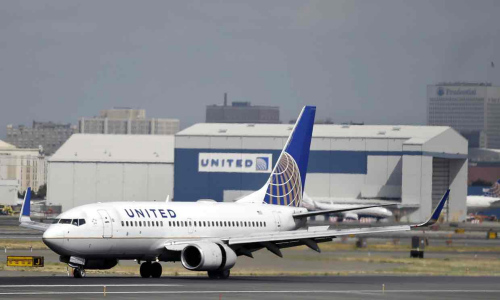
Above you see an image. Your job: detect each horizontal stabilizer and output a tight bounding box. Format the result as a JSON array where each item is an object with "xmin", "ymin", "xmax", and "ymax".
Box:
[{"xmin": 293, "ymin": 204, "xmax": 397, "ymax": 219}]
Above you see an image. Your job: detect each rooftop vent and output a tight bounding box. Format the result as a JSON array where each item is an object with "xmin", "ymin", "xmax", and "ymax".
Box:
[
  {"xmin": 247, "ymin": 124, "xmax": 255, "ymax": 127},
  {"xmin": 218, "ymin": 129, "xmax": 227, "ymax": 133},
  {"xmin": 341, "ymin": 125, "xmax": 350, "ymax": 128},
  {"xmin": 378, "ymin": 131, "xmax": 386, "ymax": 135},
  {"xmin": 392, "ymin": 126, "xmax": 401, "ymax": 131}
]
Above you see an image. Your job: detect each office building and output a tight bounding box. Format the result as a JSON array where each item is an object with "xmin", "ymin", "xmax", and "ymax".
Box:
[{"xmin": 427, "ymin": 82, "xmax": 500, "ymax": 148}]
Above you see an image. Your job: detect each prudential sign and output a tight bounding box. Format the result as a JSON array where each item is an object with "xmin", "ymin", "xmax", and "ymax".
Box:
[{"xmin": 198, "ymin": 153, "xmax": 273, "ymax": 173}]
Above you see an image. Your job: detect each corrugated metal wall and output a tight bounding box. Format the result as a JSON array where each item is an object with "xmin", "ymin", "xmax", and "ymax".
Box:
[{"xmin": 47, "ymin": 162, "xmax": 173, "ymax": 211}]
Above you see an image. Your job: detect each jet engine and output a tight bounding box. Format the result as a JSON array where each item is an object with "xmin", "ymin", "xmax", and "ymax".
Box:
[{"xmin": 180, "ymin": 242, "xmax": 236, "ymax": 271}]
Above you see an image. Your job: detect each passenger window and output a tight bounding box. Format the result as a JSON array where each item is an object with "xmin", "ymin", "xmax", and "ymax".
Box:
[
  {"xmin": 139, "ymin": 221, "xmax": 142, "ymax": 227},
  {"xmin": 203, "ymin": 221, "xmax": 206, "ymax": 227},
  {"xmin": 212, "ymin": 221, "xmax": 215, "ymax": 226},
  {"xmin": 244, "ymin": 221, "xmax": 247, "ymax": 227},
  {"xmin": 169, "ymin": 221, "xmax": 172, "ymax": 226},
  {"xmin": 160, "ymin": 221, "xmax": 162, "ymax": 226},
  {"xmin": 135, "ymin": 221, "xmax": 138, "ymax": 227},
  {"xmin": 121, "ymin": 221, "xmax": 124, "ymax": 227}
]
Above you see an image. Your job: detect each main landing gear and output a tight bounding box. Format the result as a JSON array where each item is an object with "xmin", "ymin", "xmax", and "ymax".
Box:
[
  {"xmin": 207, "ymin": 270, "xmax": 230, "ymax": 279},
  {"xmin": 140, "ymin": 262, "xmax": 163, "ymax": 278},
  {"xmin": 73, "ymin": 267, "xmax": 86, "ymax": 278}
]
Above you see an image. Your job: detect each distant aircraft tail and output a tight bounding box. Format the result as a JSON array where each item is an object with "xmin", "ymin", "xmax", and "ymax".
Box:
[
  {"xmin": 491, "ymin": 179, "xmax": 500, "ymax": 197},
  {"xmin": 19, "ymin": 187, "xmax": 32, "ymax": 223},
  {"xmin": 262, "ymin": 106, "xmax": 316, "ymax": 207}
]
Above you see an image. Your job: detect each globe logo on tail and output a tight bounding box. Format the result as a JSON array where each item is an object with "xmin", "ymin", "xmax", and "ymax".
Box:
[{"xmin": 264, "ymin": 152, "xmax": 302, "ymax": 207}]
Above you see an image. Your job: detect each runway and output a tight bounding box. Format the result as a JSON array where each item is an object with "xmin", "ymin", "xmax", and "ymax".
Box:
[{"xmin": 0, "ymin": 276, "xmax": 498, "ymax": 300}]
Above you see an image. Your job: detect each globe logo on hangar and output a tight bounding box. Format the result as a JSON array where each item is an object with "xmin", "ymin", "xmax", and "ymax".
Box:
[
  {"xmin": 437, "ymin": 87, "xmax": 445, "ymax": 96},
  {"xmin": 256, "ymin": 157, "xmax": 269, "ymax": 171}
]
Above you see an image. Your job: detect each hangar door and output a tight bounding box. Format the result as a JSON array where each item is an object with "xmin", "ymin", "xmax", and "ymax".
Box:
[{"xmin": 432, "ymin": 158, "xmax": 450, "ymax": 218}]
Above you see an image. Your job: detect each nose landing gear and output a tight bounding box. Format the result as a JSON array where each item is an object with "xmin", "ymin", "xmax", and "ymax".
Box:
[
  {"xmin": 140, "ymin": 262, "xmax": 162, "ymax": 278},
  {"xmin": 73, "ymin": 267, "xmax": 86, "ymax": 278}
]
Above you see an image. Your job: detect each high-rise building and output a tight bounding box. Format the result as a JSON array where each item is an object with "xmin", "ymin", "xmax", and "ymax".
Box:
[
  {"xmin": 79, "ymin": 108, "xmax": 179, "ymax": 135},
  {"xmin": 206, "ymin": 94, "xmax": 280, "ymax": 124},
  {"xmin": 6, "ymin": 121, "xmax": 76, "ymax": 155},
  {"xmin": 427, "ymin": 82, "xmax": 500, "ymax": 149}
]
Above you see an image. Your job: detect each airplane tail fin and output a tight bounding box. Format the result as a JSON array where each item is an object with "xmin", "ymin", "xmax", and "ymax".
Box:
[
  {"xmin": 262, "ymin": 106, "xmax": 316, "ymax": 207},
  {"xmin": 491, "ymin": 179, "xmax": 500, "ymax": 197},
  {"xmin": 19, "ymin": 187, "xmax": 32, "ymax": 223}
]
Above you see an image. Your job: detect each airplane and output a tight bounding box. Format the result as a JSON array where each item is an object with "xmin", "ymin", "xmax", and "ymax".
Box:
[
  {"xmin": 467, "ymin": 179, "xmax": 500, "ymax": 213},
  {"xmin": 301, "ymin": 192, "xmax": 393, "ymax": 221},
  {"xmin": 19, "ymin": 106, "xmax": 450, "ymax": 279}
]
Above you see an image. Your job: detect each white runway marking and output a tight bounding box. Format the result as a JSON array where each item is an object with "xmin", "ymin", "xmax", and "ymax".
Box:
[
  {"xmin": 0, "ymin": 284, "xmax": 182, "ymax": 288},
  {"xmin": 0, "ymin": 289, "xmax": 499, "ymax": 295}
]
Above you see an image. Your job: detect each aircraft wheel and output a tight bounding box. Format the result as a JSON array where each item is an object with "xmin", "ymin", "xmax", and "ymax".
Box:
[
  {"xmin": 151, "ymin": 262, "xmax": 162, "ymax": 278},
  {"xmin": 73, "ymin": 267, "xmax": 85, "ymax": 278},
  {"xmin": 140, "ymin": 262, "xmax": 152, "ymax": 278},
  {"xmin": 219, "ymin": 269, "xmax": 230, "ymax": 279},
  {"xmin": 207, "ymin": 270, "xmax": 230, "ymax": 279}
]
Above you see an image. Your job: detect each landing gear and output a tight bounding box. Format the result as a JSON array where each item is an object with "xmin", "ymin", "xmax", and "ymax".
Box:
[
  {"xmin": 140, "ymin": 262, "xmax": 162, "ymax": 278},
  {"xmin": 140, "ymin": 262, "xmax": 151, "ymax": 278},
  {"xmin": 73, "ymin": 267, "xmax": 86, "ymax": 278},
  {"xmin": 207, "ymin": 270, "xmax": 230, "ymax": 279},
  {"xmin": 151, "ymin": 262, "xmax": 162, "ymax": 278}
]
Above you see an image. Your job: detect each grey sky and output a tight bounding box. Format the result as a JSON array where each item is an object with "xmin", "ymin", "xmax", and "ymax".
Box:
[{"xmin": 1, "ymin": 0, "xmax": 499, "ymax": 138}]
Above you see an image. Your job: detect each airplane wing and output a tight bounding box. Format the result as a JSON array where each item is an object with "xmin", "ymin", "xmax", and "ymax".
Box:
[
  {"xmin": 225, "ymin": 190, "xmax": 449, "ymax": 256},
  {"xmin": 18, "ymin": 187, "xmax": 50, "ymax": 232},
  {"xmin": 292, "ymin": 204, "xmax": 397, "ymax": 219}
]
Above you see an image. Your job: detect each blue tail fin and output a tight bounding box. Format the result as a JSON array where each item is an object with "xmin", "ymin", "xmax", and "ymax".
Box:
[
  {"xmin": 263, "ymin": 106, "xmax": 316, "ymax": 206},
  {"xmin": 19, "ymin": 187, "xmax": 31, "ymax": 222}
]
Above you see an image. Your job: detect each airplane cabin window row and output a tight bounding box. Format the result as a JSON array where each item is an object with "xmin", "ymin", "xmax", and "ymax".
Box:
[
  {"xmin": 120, "ymin": 220, "xmax": 267, "ymax": 228},
  {"xmin": 121, "ymin": 220, "xmax": 163, "ymax": 227}
]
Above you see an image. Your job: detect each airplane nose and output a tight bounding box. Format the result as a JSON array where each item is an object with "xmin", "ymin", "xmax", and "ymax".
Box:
[{"xmin": 42, "ymin": 226, "xmax": 65, "ymax": 253}]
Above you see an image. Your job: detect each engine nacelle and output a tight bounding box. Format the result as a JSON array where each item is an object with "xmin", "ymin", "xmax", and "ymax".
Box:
[{"xmin": 181, "ymin": 242, "xmax": 237, "ymax": 271}]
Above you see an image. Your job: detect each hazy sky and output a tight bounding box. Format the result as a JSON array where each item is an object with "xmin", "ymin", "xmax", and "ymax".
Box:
[{"xmin": 1, "ymin": 0, "xmax": 499, "ymax": 138}]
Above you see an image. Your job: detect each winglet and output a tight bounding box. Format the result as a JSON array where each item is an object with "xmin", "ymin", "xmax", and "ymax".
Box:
[
  {"xmin": 412, "ymin": 189, "xmax": 449, "ymax": 228},
  {"xmin": 19, "ymin": 187, "xmax": 32, "ymax": 223}
]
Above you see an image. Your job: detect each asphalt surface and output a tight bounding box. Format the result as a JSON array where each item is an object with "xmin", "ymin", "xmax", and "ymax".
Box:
[{"xmin": 0, "ymin": 275, "xmax": 498, "ymax": 300}]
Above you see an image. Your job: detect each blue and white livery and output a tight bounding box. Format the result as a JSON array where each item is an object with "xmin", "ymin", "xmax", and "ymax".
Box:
[{"xmin": 20, "ymin": 106, "xmax": 449, "ymax": 279}]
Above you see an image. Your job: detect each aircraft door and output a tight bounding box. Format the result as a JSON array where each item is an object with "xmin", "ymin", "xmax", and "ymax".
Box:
[
  {"xmin": 272, "ymin": 212, "xmax": 281, "ymax": 231},
  {"xmin": 97, "ymin": 210, "xmax": 113, "ymax": 238}
]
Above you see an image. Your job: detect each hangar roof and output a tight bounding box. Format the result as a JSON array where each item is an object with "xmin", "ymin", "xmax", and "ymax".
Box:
[
  {"xmin": 0, "ymin": 140, "xmax": 16, "ymax": 149},
  {"xmin": 49, "ymin": 134, "xmax": 174, "ymax": 163},
  {"xmin": 177, "ymin": 123, "xmax": 450, "ymax": 144}
]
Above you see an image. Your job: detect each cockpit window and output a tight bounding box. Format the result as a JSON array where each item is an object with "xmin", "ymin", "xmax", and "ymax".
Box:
[
  {"xmin": 52, "ymin": 219, "xmax": 60, "ymax": 224},
  {"xmin": 58, "ymin": 219, "xmax": 86, "ymax": 226}
]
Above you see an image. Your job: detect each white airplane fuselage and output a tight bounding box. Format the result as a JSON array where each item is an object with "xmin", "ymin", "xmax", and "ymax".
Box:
[{"xmin": 43, "ymin": 201, "xmax": 307, "ymax": 260}]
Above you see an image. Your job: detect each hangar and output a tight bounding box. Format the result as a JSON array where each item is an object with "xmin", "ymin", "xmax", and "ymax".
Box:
[
  {"xmin": 174, "ymin": 124, "xmax": 468, "ymax": 222},
  {"xmin": 47, "ymin": 134, "xmax": 174, "ymax": 211}
]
